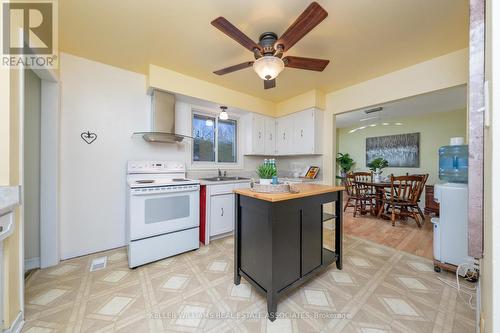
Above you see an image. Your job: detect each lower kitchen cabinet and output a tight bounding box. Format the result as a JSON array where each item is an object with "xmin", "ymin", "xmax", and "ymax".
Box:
[
  {"xmin": 209, "ymin": 194, "xmax": 234, "ymax": 236},
  {"xmin": 202, "ymin": 181, "xmax": 251, "ymax": 243}
]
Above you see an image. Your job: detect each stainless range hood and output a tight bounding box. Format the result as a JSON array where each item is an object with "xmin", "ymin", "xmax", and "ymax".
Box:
[{"xmin": 134, "ymin": 90, "xmax": 192, "ymax": 143}]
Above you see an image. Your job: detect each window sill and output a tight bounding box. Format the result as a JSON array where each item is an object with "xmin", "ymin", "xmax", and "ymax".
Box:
[{"xmin": 188, "ymin": 162, "xmax": 244, "ymax": 171}]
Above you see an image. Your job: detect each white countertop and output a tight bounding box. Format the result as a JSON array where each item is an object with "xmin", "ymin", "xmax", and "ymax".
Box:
[
  {"xmin": 199, "ymin": 178, "xmax": 252, "ymax": 185},
  {"xmin": 0, "ymin": 186, "xmax": 20, "ymax": 241},
  {"xmin": 0, "ymin": 186, "xmax": 20, "ymax": 216}
]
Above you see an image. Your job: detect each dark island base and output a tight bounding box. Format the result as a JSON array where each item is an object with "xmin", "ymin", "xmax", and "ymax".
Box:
[{"xmin": 234, "ymin": 191, "xmax": 343, "ymax": 321}]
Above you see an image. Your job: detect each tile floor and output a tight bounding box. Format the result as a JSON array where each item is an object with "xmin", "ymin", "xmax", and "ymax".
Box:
[{"xmin": 23, "ymin": 235, "xmax": 475, "ymax": 332}]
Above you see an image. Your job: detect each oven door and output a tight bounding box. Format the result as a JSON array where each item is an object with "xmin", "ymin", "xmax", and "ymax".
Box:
[{"xmin": 129, "ymin": 185, "xmax": 199, "ymax": 240}]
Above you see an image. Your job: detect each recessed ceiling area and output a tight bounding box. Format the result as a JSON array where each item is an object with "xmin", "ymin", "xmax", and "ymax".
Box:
[
  {"xmin": 335, "ymin": 85, "xmax": 467, "ymax": 129},
  {"xmin": 59, "ymin": 0, "xmax": 468, "ymax": 102}
]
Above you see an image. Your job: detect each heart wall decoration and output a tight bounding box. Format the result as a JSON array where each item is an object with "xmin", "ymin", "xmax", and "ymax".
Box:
[{"xmin": 81, "ymin": 131, "xmax": 98, "ymax": 144}]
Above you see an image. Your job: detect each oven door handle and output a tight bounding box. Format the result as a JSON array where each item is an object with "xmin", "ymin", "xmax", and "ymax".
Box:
[{"xmin": 131, "ymin": 188, "xmax": 199, "ymax": 196}]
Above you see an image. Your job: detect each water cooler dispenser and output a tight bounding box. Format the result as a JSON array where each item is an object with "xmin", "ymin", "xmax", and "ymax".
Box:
[{"xmin": 431, "ymin": 137, "xmax": 471, "ymax": 272}]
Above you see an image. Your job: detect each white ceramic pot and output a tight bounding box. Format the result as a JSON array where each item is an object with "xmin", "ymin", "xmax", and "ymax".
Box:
[{"xmin": 260, "ymin": 178, "xmax": 272, "ymax": 185}]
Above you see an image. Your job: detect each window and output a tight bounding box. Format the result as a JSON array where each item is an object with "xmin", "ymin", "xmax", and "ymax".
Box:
[{"xmin": 192, "ymin": 113, "xmax": 237, "ymax": 164}]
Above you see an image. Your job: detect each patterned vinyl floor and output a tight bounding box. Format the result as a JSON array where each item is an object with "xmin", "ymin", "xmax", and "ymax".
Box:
[{"xmin": 22, "ymin": 235, "xmax": 476, "ymax": 333}]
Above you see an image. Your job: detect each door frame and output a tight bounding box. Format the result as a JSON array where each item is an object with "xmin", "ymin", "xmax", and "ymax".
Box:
[{"xmin": 21, "ymin": 67, "xmax": 60, "ymax": 271}]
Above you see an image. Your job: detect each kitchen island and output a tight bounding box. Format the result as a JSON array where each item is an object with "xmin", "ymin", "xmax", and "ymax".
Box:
[{"xmin": 233, "ymin": 184, "xmax": 344, "ymax": 321}]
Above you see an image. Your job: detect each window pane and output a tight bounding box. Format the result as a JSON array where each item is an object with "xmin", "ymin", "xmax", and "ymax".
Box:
[
  {"xmin": 218, "ymin": 119, "xmax": 237, "ymax": 163},
  {"xmin": 193, "ymin": 114, "xmax": 215, "ymax": 162}
]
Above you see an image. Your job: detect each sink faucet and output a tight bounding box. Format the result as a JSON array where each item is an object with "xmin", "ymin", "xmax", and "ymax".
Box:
[{"xmin": 217, "ymin": 169, "xmax": 227, "ymax": 177}]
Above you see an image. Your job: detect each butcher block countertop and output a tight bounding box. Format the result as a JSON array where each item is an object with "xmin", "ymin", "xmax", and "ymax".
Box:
[{"xmin": 234, "ymin": 184, "xmax": 344, "ymax": 202}]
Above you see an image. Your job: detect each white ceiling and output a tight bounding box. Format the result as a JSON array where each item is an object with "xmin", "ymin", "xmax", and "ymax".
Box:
[{"xmin": 335, "ymin": 85, "xmax": 467, "ymax": 128}]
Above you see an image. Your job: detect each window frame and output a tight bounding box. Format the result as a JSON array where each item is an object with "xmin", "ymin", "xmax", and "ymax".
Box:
[{"xmin": 190, "ymin": 107, "xmax": 243, "ymax": 170}]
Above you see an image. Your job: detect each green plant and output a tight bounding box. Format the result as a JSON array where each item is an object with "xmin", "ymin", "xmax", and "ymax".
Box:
[
  {"xmin": 367, "ymin": 157, "xmax": 389, "ymax": 172},
  {"xmin": 336, "ymin": 153, "xmax": 355, "ymax": 173},
  {"xmin": 256, "ymin": 163, "xmax": 277, "ymax": 179}
]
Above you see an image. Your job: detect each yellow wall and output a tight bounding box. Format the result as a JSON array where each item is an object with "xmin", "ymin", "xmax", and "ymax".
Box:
[
  {"xmin": 320, "ymin": 48, "xmax": 468, "ymax": 187},
  {"xmin": 0, "ymin": 69, "xmax": 10, "ymax": 185},
  {"xmin": 3, "ymin": 68, "xmax": 22, "ymax": 328},
  {"xmin": 148, "ymin": 64, "xmax": 275, "ymax": 116},
  {"xmin": 337, "ymin": 109, "xmax": 467, "ymax": 186},
  {"xmin": 275, "ymin": 89, "xmax": 326, "ymax": 116},
  {"xmin": 481, "ymin": 0, "xmax": 496, "ymax": 331}
]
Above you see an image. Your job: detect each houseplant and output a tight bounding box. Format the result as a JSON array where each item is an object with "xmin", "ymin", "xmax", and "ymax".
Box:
[
  {"xmin": 367, "ymin": 157, "xmax": 389, "ymax": 182},
  {"xmin": 257, "ymin": 163, "xmax": 277, "ymax": 185},
  {"xmin": 336, "ymin": 153, "xmax": 355, "ymax": 183}
]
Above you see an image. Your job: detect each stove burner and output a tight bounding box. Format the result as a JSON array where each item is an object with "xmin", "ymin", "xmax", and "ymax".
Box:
[
  {"xmin": 172, "ymin": 178, "xmax": 189, "ymax": 182},
  {"xmin": 135, "ymin": 180, "xmax": 155, "ymax": 184}
]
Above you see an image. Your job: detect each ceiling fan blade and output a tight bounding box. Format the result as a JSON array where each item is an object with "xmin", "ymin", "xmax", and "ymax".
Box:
[
  {"xmin": 264, "ymin": 79, "xmax": 276, "ymax": 89},
  {"xmin": 211, "ymin": 17, "xmax": 261, "ymax": 52},
  {"xmin": 283, "ymin": 56, "xmax": 330, "ymax": 71},
  {"xmin": 276, "ymin": 2, "xmax": 328, "ymax": 52},
  {"xmin": 213, "ymin": 61, "xmax": 254, "ymax": 75}
]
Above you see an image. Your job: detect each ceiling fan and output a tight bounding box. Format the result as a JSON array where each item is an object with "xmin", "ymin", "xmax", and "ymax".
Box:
[{"xmin": 211, "ymin": 2, "xmax": 330, "ymax": 90}]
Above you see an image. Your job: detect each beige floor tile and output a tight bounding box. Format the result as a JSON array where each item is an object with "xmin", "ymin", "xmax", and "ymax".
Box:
[{"xmin": 23, "ymin": 234, "xmax": 475, "ymax": 333}]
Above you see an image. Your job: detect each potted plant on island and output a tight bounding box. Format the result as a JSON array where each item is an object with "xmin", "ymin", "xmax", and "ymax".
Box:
[
  {"xmin": 257, "ymin": 163, "xmax": 277, "ymax": 185},
  {"xmin": 367, "ymin": 157, "xmax": 389, "ymax": 182},
  {"xmin": 336, "ymin": 153, "xmax": 355, "ymax": 184}
]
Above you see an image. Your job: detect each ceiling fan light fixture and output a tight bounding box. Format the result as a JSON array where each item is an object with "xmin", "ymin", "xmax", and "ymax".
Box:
[{"xmin": 253, "ymin": 56, "xmax": 284, "ymax": 81}]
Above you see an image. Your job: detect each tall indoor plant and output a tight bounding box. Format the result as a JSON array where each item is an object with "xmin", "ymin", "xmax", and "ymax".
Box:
[
  {"xmin": 367, "ymin": 157, "xmax": 389, "ymax": 182},
  {"xmin": 336, "ymin": 153, "xmax": 355, "ymax": 184}
]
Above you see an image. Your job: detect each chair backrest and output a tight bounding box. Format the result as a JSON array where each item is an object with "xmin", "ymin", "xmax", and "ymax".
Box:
[
  {"xmin": 344, "ymin": 173, "xmax": 355, "ymax": 196},
  {"xmin": 352, "ymin": 171, "xmax": 373, "ymax": 183},
  {"xmin": 389, "ymin": 175, "xmax": 424, "ymax": 204},
  {"xmin": 405, "ymin": 173, "xmax": 429, "ymax": 199}
]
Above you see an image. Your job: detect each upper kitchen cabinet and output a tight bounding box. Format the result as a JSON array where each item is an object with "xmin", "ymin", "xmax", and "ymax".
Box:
[
  {"xmin": 244, "ymin": 113, "xmax": 274, "ymax": 155},
  {"xmin": 265, "ymin": 118, "xmax": 277, "ymax": 155},
  {"xmin": 244, "ymin": 108, "xmax": 322, "ymax": 156},
  {"xmin": 292, "ymin": 108, "xmax": 323, "ymax": 155},
  {"xmin": 276, "ymin": 115, "xmax": 293, "ymax": 155}
]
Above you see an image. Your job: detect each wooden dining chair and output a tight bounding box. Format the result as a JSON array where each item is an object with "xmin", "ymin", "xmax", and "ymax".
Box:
[
  {"xmin": 352, "ymin": 171, "xmax": 373, "ymax": 183},
  {"xmin": 377, "ymin": 175, "xmax": 424, "ymax": 227},
  {"xmin": 351, "ymin": 172, "xmax": 375, "ymax": 217},
  {"xmin": 404, "ymin": 173, "xmax": 429, "ymax": 220},
  {"xmin": 412, "ymin": 173, "xmax": 429, "ymax": 220},
  {"xmin": 343, "ymin": 173, "xmax": 357, "ymax": 212}
]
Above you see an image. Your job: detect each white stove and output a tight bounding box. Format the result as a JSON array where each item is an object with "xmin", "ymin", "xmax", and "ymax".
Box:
[{"xmin": 126, "ymin": 161, "xmax": 200, "ymax": 268}]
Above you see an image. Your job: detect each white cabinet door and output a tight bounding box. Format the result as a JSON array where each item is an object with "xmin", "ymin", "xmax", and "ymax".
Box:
[
  {"xmin": 209, "ymin": 194, "xmax": 234, "ymax": 236},
  {"xmin": 276, "ymin": 116, "xmax": 293, "ymax": 155},
  {"xmin": 249, "ymin": 115, "xmax": 266, "ymax": 155},
  {"xmin": 265, "ymin": 118, "xmax": 276, "ymax": 155},
  {"xmin": 293, "ymin": 109, "xmax": 315, "ymax": 154}
]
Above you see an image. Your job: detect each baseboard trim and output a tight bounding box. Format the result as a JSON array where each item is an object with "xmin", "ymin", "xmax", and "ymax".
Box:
[
  {"xmin": 24, "ymin": 257, "xmax": 40, "ymax": 271},
  {"xmin": 4, "ymin": 311, "xmax": 24, "ymax": 333}
]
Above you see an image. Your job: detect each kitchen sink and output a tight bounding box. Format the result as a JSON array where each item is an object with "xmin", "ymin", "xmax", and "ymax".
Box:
[{"xmin": 201, "ymin": 176, "xmax": 250, "ymax": 182}]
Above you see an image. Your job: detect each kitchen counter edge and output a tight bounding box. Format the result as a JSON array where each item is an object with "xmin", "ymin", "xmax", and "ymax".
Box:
[{"xmin": 234, "ymin": 184, "xmax": 344, "ymax": 202}]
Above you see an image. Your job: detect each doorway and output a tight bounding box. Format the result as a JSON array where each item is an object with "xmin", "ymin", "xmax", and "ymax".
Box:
[
  {"xmin": 334, "ymin": 86, "xmax": 468, "ymax": 259},
  {"xmin": 23, "ymin": 69, "xmax": 41, "ymax": 273}
]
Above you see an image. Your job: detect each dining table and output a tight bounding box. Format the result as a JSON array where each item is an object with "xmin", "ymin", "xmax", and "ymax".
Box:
[{"xmin": 354, "ymin": 180, "xmax": 392, "ymax": 219}]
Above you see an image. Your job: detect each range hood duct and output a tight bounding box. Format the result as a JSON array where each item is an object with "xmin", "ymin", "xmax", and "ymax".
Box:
[{"xmin": 138, "ymin": 90, "xmax": 191, "ymax": 143}]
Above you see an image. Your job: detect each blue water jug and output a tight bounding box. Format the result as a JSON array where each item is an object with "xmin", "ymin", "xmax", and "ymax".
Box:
[{"xmin": 438, "ymin": 145, "xmax": 468, "ymax": 183}]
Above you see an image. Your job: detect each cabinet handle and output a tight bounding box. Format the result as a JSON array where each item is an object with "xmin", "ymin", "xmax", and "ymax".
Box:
[
  {"xmin": 221, "ymin": 207, "xmax": 224, "ymax": 216},
  {"xmin": 283, "ymin": 133, "xmax": 285, "ymax": 140},
  {"xmin": 301, "ymin": 129, "xmax": 304, "ymax": 138},
  {"xmin": 270, "ymin": 133, "xmax": 272, "ymax": 140},
  {"xmin": 258, "ymin": 131, "xmax": 261, "ymax": 139}
]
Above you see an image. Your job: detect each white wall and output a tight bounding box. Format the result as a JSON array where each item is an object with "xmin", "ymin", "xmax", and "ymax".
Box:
[
  {"xmin": 59, "ymin": 53, "xmax": 188, "ymax": 259},
  {"xmin": 59, "ymin": 53, "xmax": 326, "ymax": 259}
]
